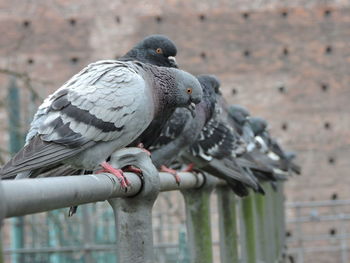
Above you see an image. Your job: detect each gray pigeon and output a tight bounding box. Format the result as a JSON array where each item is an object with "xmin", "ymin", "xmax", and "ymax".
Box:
[
  {"xmin": 151, "ymin": 75, "xmax": 264, "ymax": 196},
  {"xmin": 19, "ymin": 34, "xmax": 181, "ymax": 181},
  {"xmin": 249, "ymin": 117, "xmax": 301, "ymax": 175},
  {"xmin": 151, "ymin": 75, "xmax": 219, "ymax": 167},
  {"xmin": 227, "ymin": 105, "xmax": 300, "ymax": 181},
  {"xmin": 0, "ymin": 60, "xmax": 202, "ymax": 187},
  {"xmin": 120, "ymin": 34, "xmax": 178, "ymax": 68}
]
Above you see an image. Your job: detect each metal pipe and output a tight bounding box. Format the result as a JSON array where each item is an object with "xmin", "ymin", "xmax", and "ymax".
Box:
[
  {"xmin": 3, "ymin": 172, "xmax": 142, "ymax": 218},
  {"xmin": 2, "ymin": 171, "xmax": 206, "ymax": 219},
  {"xmin": 286, "ymin": 199, "xmax": 350, "ymax": 208}
]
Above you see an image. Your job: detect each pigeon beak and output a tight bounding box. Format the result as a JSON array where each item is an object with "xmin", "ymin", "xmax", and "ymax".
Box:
[
  {"xmin": 186, "ymin": 102, "xmax": 196, "ymax": 118},
  {"xmin": 168, "ymin": 56, "xmax": 178, "ymax": 68}
]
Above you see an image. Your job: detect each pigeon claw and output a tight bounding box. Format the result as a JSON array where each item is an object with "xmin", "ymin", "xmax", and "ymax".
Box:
[
  {"xmin": 182, "ymin": 163, "xmax": 194, "ymax": 172},
  {"xmin": 123, "ymin": 165, "xmax": 142, "ymax": 176},
  {"xmin": 100, "ymin": 161, "xmax": 130, "ymax": 189},
  {"xmin": 160, "ymin": 165, "xmax": 181, "ymax": 185}
]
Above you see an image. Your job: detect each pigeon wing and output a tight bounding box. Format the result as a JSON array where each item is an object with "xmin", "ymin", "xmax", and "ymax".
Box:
[{"xmin": 1, "ymin": 60, "xmax": 154, "ymax": 178}]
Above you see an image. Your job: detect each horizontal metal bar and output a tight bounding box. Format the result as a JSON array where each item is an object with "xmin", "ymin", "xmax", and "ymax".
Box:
[
  {"xmin": 286, "ymin": 199, "xmax": 350, "ymax": 208},
  {"xmin": 3, "ymin": 241, "xmax": 221, "ymax": 254},
  {"xmin": 287, "ymin": 213, "xmax": 350, "ymax": 223},
  {"xmin": 287, "ymin": 233, "xmax": 350, "ymax": 242},
  {"xmin": 3, "ymin": 171, "xmax": 205, "ymax": 218},
  {"xmin": 288, "ymin": 245, "xmax": 350, "ymax": 253}
]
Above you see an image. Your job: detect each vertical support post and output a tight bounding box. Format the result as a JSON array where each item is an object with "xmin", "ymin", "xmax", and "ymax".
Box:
[
  {"xmin": 272, "ymin": 182, "xmax": 285, "ymax": 261},
  {"xmin": 276, "ymin": 182, "xmax": 286, "ymax": 261},
  {"xmin": 216, "ymin": 186, "xmax": 238, "ymax": 263},
  {"xmin": 264, "ymin": 183, "xmax": 276, "ymax": 263},
  {"xmin": 241, "ymin": 192, "xmax": 257, "ymax": 263},
  {"xmin": 255, "ymin": 192, "xmax": 267, "ymax": 262},
  {"xmin": 7, "ymin": 77, "xmax": 25, "ymax": 263},
  {"xmin": 0, "ymin": 179, "xmax": 5, "ymax": 263},
  {"xmin": 47, "ymin": 211, "xmax": 61, "ymax": 263},
  {"xmin": 0, "ymin": 233, "xmax": 3, "ymax": 263},
  {"xmin": 177, "ymin": 226, "xmax": 190, "ymax": 263},
  {"xmin": 108, "ymin": 148, "xmax": 160, "ymax": 263},
  {"xmin": 82, "ymin": 205, "xmax": 94, "ymax": 263},
  {"xmin": 181, "ymin": 174, "xmax": 214, "ymax": 263}
]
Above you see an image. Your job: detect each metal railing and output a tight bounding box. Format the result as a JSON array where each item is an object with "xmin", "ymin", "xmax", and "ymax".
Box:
[
  {"xmin": 0, "ymin": 147, "xmax": 286, "ymax": 263},
  {"xmin": 286, "ymin": 199, "xmax": 350, "ymax": 263}
]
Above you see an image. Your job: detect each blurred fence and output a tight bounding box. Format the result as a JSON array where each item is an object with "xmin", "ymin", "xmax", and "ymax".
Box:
[{"xmin": 286, "ymin": 199, "xmax": 350, "ymax": 263}]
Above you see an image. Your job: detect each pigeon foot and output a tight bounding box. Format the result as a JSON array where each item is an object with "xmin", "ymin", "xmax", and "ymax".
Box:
[
  {"xmin": 99, "ymin": 161, "xmax": 130, "ymax": 188},
  {"xmin": 160, "ymin": 165, "xmax": 180, "ymax": 185},
  {"xmin": 182, "ymin": 163, "xmax": 194, "ymax": 172},
  {"xmin": 123, "ymin": 165, "xmax": 143, "ymax": 175}
]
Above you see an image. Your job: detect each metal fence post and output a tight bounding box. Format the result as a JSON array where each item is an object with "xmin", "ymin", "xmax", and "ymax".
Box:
[
  {"xmin": 275, "ymin": 182, "xmax": 286, "ymax": 262},
  {"xmin": 255, "ymin": 192, "xmax": 267, "ymax": 262},
  {"xmin": 108, "ymin": 148, "xmax": 160, "ymax": 263},
  {"xmin": 181, "ymin": 174, "xmax": 214, "ymax": 263},
  {"xmin": 7, "ymin": 77, "xmax": 25, "ymax": 263},
  {"xmin": 0, "ymin": 179, "xmax": 5, "ymax": 263},
  {"xmin": 82, "ymin": 205, "xmax": 94, "ymax": 263},
  {"xmin": 265, "ymin": 183, "xmax": 277, "ymax": 263},
  {"xmin": 177, "ymin": 226, "xmax": 190, "ymax": 263},
  {"xmin": 217, "ymin": 185, "xmax": 239, "ymax": 263},
  {"xmin": 241, "ymin": 192, "xmax": 258, "ymax": 263}
]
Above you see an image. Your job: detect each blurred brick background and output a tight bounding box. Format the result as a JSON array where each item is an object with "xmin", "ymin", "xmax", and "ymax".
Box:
[{"xmin": 0, "ymin": 0, "xmax": 349, "ymax": 262}]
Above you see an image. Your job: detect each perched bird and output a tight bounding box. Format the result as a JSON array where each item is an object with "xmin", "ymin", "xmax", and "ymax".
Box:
[
  {"xmin": 0, "ymin": 60, "xmax": 203, "ymax": 187},
  {"xmin": 249, "ymin": 117, "xmax": 301, "ymax": 175},
  {"xmin": 151, "ymin": 75, "xmax": 264, "ymax": 196},
  {"xmin": 227, "ymin": 105, "xmax": 300, "ymax": 178},
  {"xmin": 120, "ymin": 34, "xmax": 178, "ymax": 68},
  {"xmin": 151, "ymin": 74, "xmax": 219, "ymax": 168}
]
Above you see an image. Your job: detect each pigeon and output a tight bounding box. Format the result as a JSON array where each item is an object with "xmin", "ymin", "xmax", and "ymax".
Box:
[
  {"xmin": 20, "ymin": 34, "xmax": 182, "ymax": 180},
  {"xmin": 151, "ymin": 75, "xmax": 264, "ymax": 196},
  {"xmin": 227, "ymin": 104, "xmax": 256, "ymax": 151},
  {"xmin": 151, "ymin": 74, "xmax": 219, "ymax": 168},
  {"xmin": 120, "ymin": 34, "xmax": 178, "ymax": 68},
  {"xmin": 227, "ymin": 105, "xmax": 300, "ymax": 179},
  {"xmin": 249, "ymin": 117, "xmax": 301, "ymax": 175},
  {"xmin": 0, "ymin": 60, "xmax": 203, "ymax": 186}
]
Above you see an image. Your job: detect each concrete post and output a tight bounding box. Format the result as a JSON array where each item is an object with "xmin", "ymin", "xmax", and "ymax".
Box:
[
  {"xmin": 108, "ymin": 148, "xmax": 160, "ymax": 263},
  {"xmin": 181, "ymin": 174, "xmax": 214, "ymax": 263},
  {"xmin": 217, "ymin": 186, "xmax": 239, "ymax": 263}
]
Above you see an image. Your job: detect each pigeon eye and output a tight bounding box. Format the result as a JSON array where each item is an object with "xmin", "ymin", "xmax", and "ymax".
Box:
[
  {"xmin": 156, "ymin": 48, "xmax": 163, "ymax": 54},
  {"xmin": 186, "ymin": 88, "xmax": 193, "ymax": 94}
]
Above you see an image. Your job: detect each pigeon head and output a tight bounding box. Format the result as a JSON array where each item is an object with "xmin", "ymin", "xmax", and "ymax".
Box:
[
  {"xmin": 196, "ymin": 74, "xmax": 220, "ymax": 121},
  {"xmin": 249, "ymin": 117, "xmax": 268, "ymax": 136},
  {"xmin": 167, "ymin": 69, "xmax": 202, "ymax": 114},
  {"xmin": 228, "ymin": 104, "xmax": 251, "ymax": 125},
  {"xmin": 123, "ymin": 35, "xmax": 178, "ymax": 68}
]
